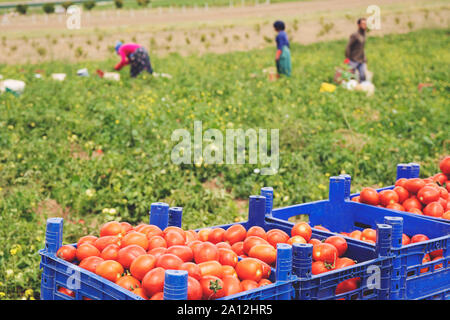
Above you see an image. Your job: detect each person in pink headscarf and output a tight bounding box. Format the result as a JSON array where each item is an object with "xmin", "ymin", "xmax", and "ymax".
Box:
[{"xmin": 114, "ymin": 41, "xmax": 153, "ymax": 78}]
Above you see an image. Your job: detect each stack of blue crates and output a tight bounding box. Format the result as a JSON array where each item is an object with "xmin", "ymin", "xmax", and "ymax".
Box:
[
  {"xmin": 39, "ymin": 194, "xmax": 395, "ymax": 300},
  {"xmin": 267, "ymin": 174, "xmax": 450, "ymax": 300}
]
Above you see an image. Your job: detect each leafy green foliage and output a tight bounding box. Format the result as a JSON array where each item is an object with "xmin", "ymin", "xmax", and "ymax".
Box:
[{"xmin": 0, "ymin": 29, "xmax": 448, "ymax": 299}]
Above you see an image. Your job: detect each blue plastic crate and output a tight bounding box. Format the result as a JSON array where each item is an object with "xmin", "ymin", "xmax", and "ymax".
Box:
[
  {"xmin": 192, "ymin": 197, "xmax": 393, "ymax": 300},
  {"xmin": 39, "ymin": 194, "xmax": 393, "ymax": 300},
  {"xmin": 267, "ymin": 175, "xmax": 450, "ymax": 300},
  {"xmin": 350, "ymin": 163, "xmax": 449, "ymax": 224}
]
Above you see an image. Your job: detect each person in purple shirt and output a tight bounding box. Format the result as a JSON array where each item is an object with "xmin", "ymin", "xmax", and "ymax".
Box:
[
  {"xmin": 114, "ymin": 41, "xmax": 153, "ymax": 78},
  {"xmin": 274, "ymin": 20, "xmax": 292, "ymax": 77}
]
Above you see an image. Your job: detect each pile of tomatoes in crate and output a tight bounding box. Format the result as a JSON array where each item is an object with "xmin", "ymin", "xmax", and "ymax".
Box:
[
  {"xmin": 352, "ymin": 156, "xmax": 450, "ymax": 219},
  {"xmin": 54, "ymin": 219, "xmax": 368, "ymax": 300},
  {"xmin": 312, "ymin": 226, "xmax": 444, "ymax": 275}
]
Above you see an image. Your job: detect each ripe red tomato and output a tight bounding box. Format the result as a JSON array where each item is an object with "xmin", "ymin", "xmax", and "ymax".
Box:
[
  {"xmin": 291, "ymin": 222, "xmax": 312, "ymax": 242},
  {"xmin": 248, "ymin": 244, "xmax": 277, "ymax": 265},
  {"xmin": 142, "ymin": 267, "xmax": 165, "ymax": 297},
  {"xmin": 77, "ymin": 235, "xmax": 98, "ymax": 247},
  {"xmin": 198, "ymin": 260, "xmax": 223, "ymax": 278},
  {"xmin": 393, "ymin": 186, "xmax": 410, "ymax": 203},
  {"xmin": 79, "ymin": 256, "xmax": 104, "ymax": 273},
  {"xmin": 148, "ymin": 247, "xmax": 167, "ymax": 259},
  {"xmin": 287, "ymin": 236, "xmax": 307, "ymax": 245},
  {"xmin": 335, "ymin": 257, "xmax": 356, "ymax": 269},
  {"xmin": 194, "ymin": 242, "xmax": 219, "ymax": 264},
  {"xmin": 117, "ymin": 245, "xmax": 146, "ymax": 269},
  {"xmin": 402, "ymin": 234, "xmax": 410, "ymax": 245},
  {"xmin": 443, "ymin": 211, "xmax": 450, "ymax": 220},
  {"xmin": 116, "ymin": 275, "xmax": 141, "ymax": 291},
  {"xmin": 218, "ymin": 248, "xmax": 238, "ymax": 267},
  {"xmin": 395, "ymin": 178, "xmax": 408, "ymax": 188},
  {"xmin": 324, "ymin": 236, "xmax": 347, "ymax": 257},
  {"xmin": 166, "ymin": 245, "xmax": 194, "ymax": 262},
  {"xmin": 404, "ymin": 178, "xmax": 426, "ymax": 194},
  {"xmin": 150, "ymin": 292, "xmax": 164, "ymax": 300},
  {"xmin": 179, "ymin": 262, "xmax": 202, "ymax": 280},
  {"xmin": 408, "ymin": 208, "xmax": 423, "ymax": 215},
  {"xmin": 231, "ymin": 242, "xmax": 245, "ymax": 256},
  {"xmin": 349, "ymin": 230, "xmax": 362, "ymax": 240},
  {"xmin": 200, "ymin": 275, "xmax": 225, "ymax": 300},
  {"xmin": 438, "ymin": 197, "xmax": 447, "ymax": 209},
  {"xmin": 312, "ymin": 243, "xmax": 338, "ymax": 264},
  {"xmin": 156, "ymin": 253, "xmax": 183, "ymax": 270},
  {"xmin": 222, "ymin": 275, "xmax": 241, "ymax": 296},
  {"xmin": 223, "ymin": 225, "xmax": 247, "ymax": 245},
  {"xmin": 162, "ymin": 226, "xmax": 186, "ymax": 241},
  {"xmin": 58, "ymin": 287, "xmax": 75, "ymax": 297},
  {"xmin": 440, "ymin": 156, "xmax": 450, "ymax": 175},
  {"xmin": 187, "ymin": 276, "xmax": 203, "ymax": 300},
  {"xmin": 185, "ymin": 230, "xmax": 198, "ymax": 243},
  {"xmin": 198, "ymin": 228, "xmax": 212, "ymax": 242},
  {"xmin": 311, "ymin": 261, "xmax": 334, "ymax": 275},
  {"xmin": 417, "ymin": 186, "xmax": 440, "ymax": 205},
  {"xmin": 386, "ymin": 203, "xmax": 405, "ymax": 211},
  {"xmin": 308, "ymin": 238, "xmax": 322, "ymax": 246},
  {"xmin": 94, "ymin": 236, "xmax": 121, "ymax": 251},
  {"xmin": 266, "ymin": 229, "xmax": 289, "ymax": 247},
  {"xmin": 243, "ymin": 236, "xmax": 270, "ymax": 255},
  {"xmin": 258, "ymin": 279, "xmax": 272, "ymax": 287},
  {"xmin": 433, "ymin": 173, "xmax": 448, "ymax": 186},
  {"xmin": 95, "ymin": 260, "xmax": 124, "ymax": 282},
  {"xmin": 240, "ymin": 280, "xmax": 259, "ymax": 292},
  {"xmin": 130, "ymin": 254, "xmax": 157, "ymax": 281},
  {"xmin": 147, "ymin": 236, "xmax": 167, "ymax": 250},
  {"xmin": 410, "ymin": 234, "xmax": 429, "ymax": 243},
  {"xmin": 235, "ymin": 258, "xmax": 263, "ymax": 282},
  {"xmin": 335, "ymin": 278, "xmax": 359, "ymax": 295},
  {"xmin": 432, "ymin": 256, "xmax": 444, "ymax": 270},
  {"xmin": 132, "ymin": 287, "xmax": 149, "ymax": 300},
  {"xmin": 430, "ymin": 249, "xmax": 443, "ymax": 260},
  {"xmin": 120, "ymin": 222, "xmax": 133, "ymax": 234},
  {"xmin": 246, "ymin": 226, "xmax": 267, "ymax": 240},
  {"xmin": 164, "ymin": 231, "xmax": 186, "ymax": 247},
  {"xmin": 101, "ymin": 244, "xmax": 120, "ymax": 260},
  {"xmin": 403, "ymin": 197, "xmax": 423, "ymax": 211},
  {"xmin": 360, "ymin": 188, "xmax": 379, "ymax": 205},
  {"xmin": 208, "ymin": 228, "xmax": 226, "ymax": 244},
  {"xmin": 423, "ymin": 202, "xmax": 444, "ymax": 217},
  {"xmin": 361, "ymin": 228, "xmax": 376, "ymax": 242},
  {"xmin": 139, "ymin": 225, "xmax": 162, "ymax": 238},
  {"xmin": 221, "ymin": 265, "xmax": 238, "ymax": 278},
  {"xmin": 76, "ymin": 243, "xmax": 100, "ymax": 261},
  {"xmin": 421, "ymin": 254, "xmax": 431, "ymax": 273},
  {"xmin": 216, "ymin": 242, "xmax": 232, "ymax": 250},
  {"xmin": 313, "ymin": 225, "xmax": 331, "ymax": 232},
  {"xmin": 351, "ymin": 196, "xmax": 360, "ymax": 202},
  {"xmin": 121, "ymin": 231, "xmax": 149, "ymax": 250},
  {"xmin": 100, "ymin": 221, "xmax": 125, "ymax": 237},
  {"xmin": 379, "ymin": 190, "xmax": 399, "ymax": 207},
  {"xmin": 56, "ymin": 245, "xmax": 77, "ymax": 262}
]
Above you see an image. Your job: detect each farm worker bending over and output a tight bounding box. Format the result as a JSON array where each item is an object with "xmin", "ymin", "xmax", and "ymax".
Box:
[
  {"xmin": 114, "ymin": 41, "xmax": 153, "ymax": 78},
  {"xmin": 273, "ymin": 20, "xmax": 292, "ymax": 77},
  {"xmin": 345, "ymin": 18, "xmax": 367, "ymax": 83}
]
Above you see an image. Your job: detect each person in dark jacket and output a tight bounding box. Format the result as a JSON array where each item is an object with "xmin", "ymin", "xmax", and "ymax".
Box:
[
  {"xmin": 273, "ymin": 20, "xmax": 292, "ymax": 77},
  {"xmin": 345, "ymin": 18, "xmax": 367, "ymax": 82}
]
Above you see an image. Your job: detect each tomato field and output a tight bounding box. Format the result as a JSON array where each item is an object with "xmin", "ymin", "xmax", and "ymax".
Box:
[{"xmin": 0, "ymin": 28, "xmax": 449, "ymax": 300}]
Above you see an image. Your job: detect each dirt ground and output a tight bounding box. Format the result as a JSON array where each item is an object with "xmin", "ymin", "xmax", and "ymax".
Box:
[{"xmin": 0, "ymin": 0, "xmax": 449, "ymax": 64}]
